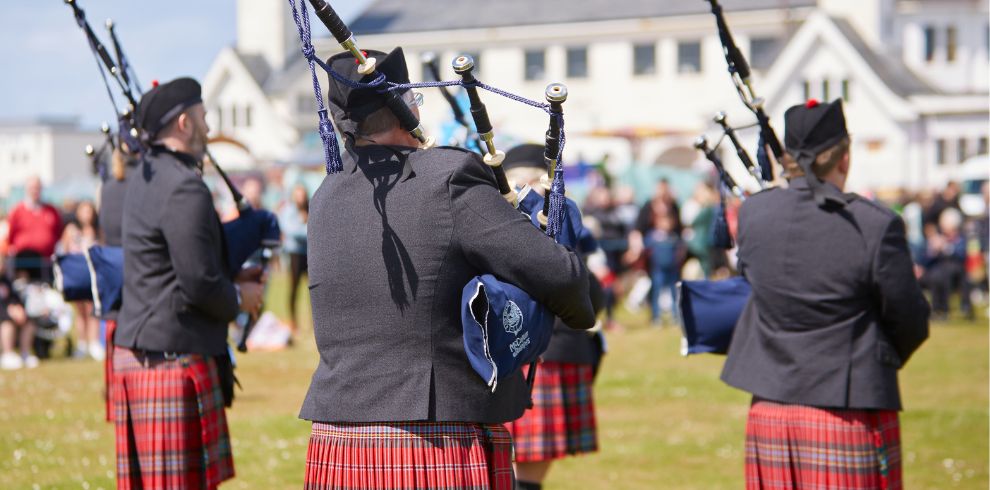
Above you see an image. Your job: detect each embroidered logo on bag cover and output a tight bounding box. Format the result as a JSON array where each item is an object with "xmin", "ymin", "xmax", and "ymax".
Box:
[{"xmin": 502, "ymin": 301, "xmax": 523, "ymax": 336}]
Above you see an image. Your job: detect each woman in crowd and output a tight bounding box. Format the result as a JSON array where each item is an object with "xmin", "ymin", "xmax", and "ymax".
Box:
[{"xmin": 279, "ymin": 184, "xmax": 309, "ymax": 338}]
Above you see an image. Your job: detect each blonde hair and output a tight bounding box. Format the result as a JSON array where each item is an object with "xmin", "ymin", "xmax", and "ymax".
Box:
[{"xmin": 785, "ymin": 137, "xmax": 850, "ymax": 179}]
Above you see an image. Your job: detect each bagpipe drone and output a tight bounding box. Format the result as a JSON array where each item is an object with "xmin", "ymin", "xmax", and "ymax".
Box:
[
  {"xmin": 677, "ymin": 0, "xmax": 788, "ymax": 356},
  {"xmin": 59, "ymin": 1, "xmax": 280, "ymax": 351},
  {"xmin": 288, "ymin": 0, "xmax": 593, "ymax": 391}
]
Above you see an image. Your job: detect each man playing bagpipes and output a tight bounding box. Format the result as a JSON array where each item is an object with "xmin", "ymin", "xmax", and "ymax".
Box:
[
  {"xmin": 500, "ymin": 144, "xmax": 605, "ymax": 490},
  {"xmin": 112, "ymin": 78, "xmax": 265, "ymax": 489},
  {"xmin": 297, "ymin": 44, "xmax": 596, "ymax": 489},
  {"xmin": 720, "ymin": 99, "xmax": 930, "ymax": 490}
]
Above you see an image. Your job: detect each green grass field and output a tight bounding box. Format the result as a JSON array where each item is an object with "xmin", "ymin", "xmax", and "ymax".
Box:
[{"xmin": 1, "ymin": 274, "xmax": 986, "ymax": 489}]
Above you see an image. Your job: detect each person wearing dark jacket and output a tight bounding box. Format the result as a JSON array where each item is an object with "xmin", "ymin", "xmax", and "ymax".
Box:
[
  {"xmin": 721, "ymin": 99, "xmax": 930, "ymax": 490},
  {"xmin": 300, "ymin": 49, "xmax": 595, "ymax": 490},
  {"xmin": 112, "ymin": 78, "xmax": 264, "ymax": 489},
  {"xmin": 96, "ymin": 139, "xmax": 136, "ymax": 422},
  {"xmin": 500, "ymin": 144, "xmax": 606, "ymax": 490}
]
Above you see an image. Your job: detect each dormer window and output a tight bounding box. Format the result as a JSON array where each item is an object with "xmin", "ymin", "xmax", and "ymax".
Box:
[
  {"xmin": 946, "ymin": 26, "xmax": 958, "ymax": 62},
  {"xmin": 924, "ymin": 26, "xmax": 936, "ymax": 62}
]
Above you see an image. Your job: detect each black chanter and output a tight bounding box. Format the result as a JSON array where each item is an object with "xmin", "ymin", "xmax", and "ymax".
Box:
[
  {"xmin": 452, "ymin": 54, "xmax": 517, "ymax": 206},
  {"xmin": 204, "ymin": 150, "xmax": 246, "ymax": 211},
  {"xmin": 705, "ymin": 0, "xmax": 785, "ymax": 181},
  {"xmin": 539, "ymin": 83, "xmax": 568, "ymax": 230},
  {"xmin": 694, "ymin": 136, "xmax": 744, "ymax": 199},
  {"xmin": 307, "ymin": 0, "xmax": 434, "ymax": 148},
  {"xmin": 713, "ymin": 112, "xmax": 766, "ymax": 189}
]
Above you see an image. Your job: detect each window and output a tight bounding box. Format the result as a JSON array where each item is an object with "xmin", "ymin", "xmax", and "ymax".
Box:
[
  {"xmin": 935, "ymin": 139, "xmax": 946, "ymax": 165},
  {"xmin": 244, "ymin": 105, "xmax": 252, "ymax": 128},
  {"xmin": 822, "ymin": 79, "xmax": 830, "ymax": 101},
  {"xmin": 946, "ymin": 26, "xmax": 958, "ymax": 62},
  {"xmin": 566, "ymin": 47, "xmax": 588, "ymax": 78},
  {"xmin": 677, "ymin": 40, "xmax": 702, "ymax": 73},
  {"xmin": 524, "ymin": 49, "xmax": 545, "ymax": 81},
  {"xmin": 924, "ymin": 25, "xmax": 936, "ymax": 62},
  {"xmin": 230, "ymin": 105, "xmax": 239, "ymax": 127},
  {"xmin": 802, "ymin": 80, "xmax": 811, "ymax": 101},
  {"xmin": 841, "ymin": 79, "xmax": 851, "ymax": 102},
  {"xmin": 215, "ymin": 106, "xmax": 223, "ymax": 132},
  {"xmin": 633, "ymin": 43, "xmax": 656, "ymax": 76},
  {"xmin": 978, "ymin": 136, "xmax": 989, "ymax": 156},
  {"xmin": 957, "ymin": 138, "xmax": 968, "ymax": 162},
  {"xmin": 750, "ymin": 37, "xmax": 780, "ymax": 70}
]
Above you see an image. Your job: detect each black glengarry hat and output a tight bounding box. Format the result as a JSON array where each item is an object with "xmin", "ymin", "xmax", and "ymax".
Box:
[
  {"xmin": 326, "ymin": 47, "xmax": 410, "ymax": 126},
  {"xmin": 136, "ymin": 77, "xmax": 202, "ymax": 140},
  {"xmin": 784, "ymin": 98, "xmax": 849, "ymax": 207},
  {"xmin": 503, "ymin": 143, "xmax": 546, "ymax": 172}
]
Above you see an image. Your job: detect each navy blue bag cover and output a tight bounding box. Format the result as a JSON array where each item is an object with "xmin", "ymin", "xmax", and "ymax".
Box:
[
  {"xmin": 222, "ymin": 207, "xmax": 281, "ymax": 273},
  {"xmin": 677, "ymin": 276, "xmax": 751, "ymax": 355},
  {"xmin": 461, "ymin": 274, "xmax": 555, "ymax": 392},
  {"xmin": 86, "ymin": 245, "xmax": 124, "ymax": 317},
  {"xmin": 461, "ymin": 187, "xmax": 594, "ymax": 390},
  {"xmin": 54, "ymin": 253, "xmax": 92, "ymax": 301}
]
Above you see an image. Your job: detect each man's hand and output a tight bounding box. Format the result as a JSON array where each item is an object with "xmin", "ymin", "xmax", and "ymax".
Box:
[
  {"xmin": 237, "ymin": 281, "xmax": 264, "ymax": 316},
  {"xmin": 236, "ymin": 266, "xmax": 266, "ymax": 284}
]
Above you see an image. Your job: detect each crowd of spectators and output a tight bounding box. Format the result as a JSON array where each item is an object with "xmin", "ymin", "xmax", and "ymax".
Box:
[
  {"xmin": 0, "ymin": 173, "xmax": 316, "ymax": 369},
  {"xmin": 578, "ymin": 176, "xmax": 989, "ymax": 330},
  {"xmin": 0, "ymin": 167, "xmax": 983, "ymax": 369}
]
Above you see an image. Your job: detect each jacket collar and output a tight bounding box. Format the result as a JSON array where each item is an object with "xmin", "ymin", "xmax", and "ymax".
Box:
[
  {"xmin": 788, "ymin": 176, "xmax": 853, "ymax": 207},
  {"xmin": 148, "ymin": 144, "xmax": 201, "ymax": 172}
]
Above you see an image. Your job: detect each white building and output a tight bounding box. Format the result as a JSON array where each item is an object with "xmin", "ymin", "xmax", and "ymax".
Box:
[
  {"xmin": 203, "ymin": 0, "xmax": 989, "ymax": 193},
  {"xmin": 0, "ymin": 118, "xmax": 102, "ymax": 196}
]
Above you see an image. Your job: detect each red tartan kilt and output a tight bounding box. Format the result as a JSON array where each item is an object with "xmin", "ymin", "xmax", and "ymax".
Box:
[
  {"xmin": 112, "ymin": 347, "xmax": 235, "ymax": 490},
  {"xmin": 745, "ymin": 399, "xmax": 902, "ymax": 490},
  {"xmin": 506, "ymin": 361, "xmax": 598, "ymax": 463},
  {"xmin": 305, "ymin": 421, "xmax": 515, "ymax": 490},
  {"xmin": 103, "ymin": 319, "xmax": 116, "ymax": 422}
]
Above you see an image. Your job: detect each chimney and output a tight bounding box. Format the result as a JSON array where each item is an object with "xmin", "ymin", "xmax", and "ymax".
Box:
[{"xmin": 236, "ymin": 0, "xmax": 299, "ymax": 71}]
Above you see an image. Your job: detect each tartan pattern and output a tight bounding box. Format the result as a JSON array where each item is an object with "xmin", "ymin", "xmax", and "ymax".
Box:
[
  {"xmin": 304, "ymin": 421, "xmax": 515, "ymax": 490},
  {"xmin": 506, "ymin": 361, "xmax": 598, "ymax": 462},
  {"xmin": 112, "ymin": 347, "xmax": 235, "ymax": 490},
  {"xmin": 104, "ymin": 319, "xmax": 116, "ymax": 422},
  {"xmin": 745, "ymin": 399, "xmax": 902, "ymax": 490}
]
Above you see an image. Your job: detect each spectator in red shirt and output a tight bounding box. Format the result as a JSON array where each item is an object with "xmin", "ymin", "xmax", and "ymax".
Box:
[{"xmin": 7, "ymin": 176, "xmax": 62, "ymax": 282}]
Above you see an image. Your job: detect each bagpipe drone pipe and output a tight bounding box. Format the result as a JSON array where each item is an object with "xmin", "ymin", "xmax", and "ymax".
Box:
[
  {"xmin": 676, "ymin": 0, "xmax": 791, "ymax": 356},
  {"xmin": 288, "ymin": 0, "xmax": 589, "ymax": 391}
]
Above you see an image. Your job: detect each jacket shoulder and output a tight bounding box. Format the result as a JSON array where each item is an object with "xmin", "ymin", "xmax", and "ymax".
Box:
[
  {"xmin": 846, "ymin": 194, "xmax": 899, "ymax": 224},
  {"xmin": 418, "ymin": 146, "xmax": 492, "ymax": 181}
]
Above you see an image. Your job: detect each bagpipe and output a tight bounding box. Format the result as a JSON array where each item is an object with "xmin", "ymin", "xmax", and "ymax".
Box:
[
  {"xmin": 289, "ymin": 0, "xmax": 592, "ymax": 391},
  {"xmin": 677, "ymin": 0, "xmax": 789, "ymax": 355},
  {"xmin": 59, "ymin": 1, "xmax": 281, "ymax": 349}
]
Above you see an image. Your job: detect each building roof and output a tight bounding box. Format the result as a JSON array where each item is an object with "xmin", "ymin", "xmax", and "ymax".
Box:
[
  {"xmin": 350, "ymin": 0, "xmax": 817, "ymax": 35},
  {"xmin": 831, "ymin": 17, "xmax": 937, "ymax": 96},
  {"xmin": 235, "ymin": 51, "xmax": 274, "ymax": 87}
]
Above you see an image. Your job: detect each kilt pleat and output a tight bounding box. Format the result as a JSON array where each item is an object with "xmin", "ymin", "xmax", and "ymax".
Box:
[
  {"xmin": 112, "ymin": 347, "xmax": 234, "ymax": 490},
  {"xmin": 304, "ymin": 421, "xmax": 514, "ymax": 490},
  {"xmin": 745, "ymin": 399, "xmax": 902, "ymax": 490},
  {"xmin": 506, "ymin": 361, "xmax": 598, "ymax": 462}
]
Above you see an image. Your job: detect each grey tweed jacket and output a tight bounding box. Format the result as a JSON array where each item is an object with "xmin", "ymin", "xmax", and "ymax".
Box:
[
  {"xmin": 721, "ymin": 178, "xmax": 930, "ymax": 410},
  {"xmin": 300, "ymin": 143, "xmax": 595, "ymax": 424}
]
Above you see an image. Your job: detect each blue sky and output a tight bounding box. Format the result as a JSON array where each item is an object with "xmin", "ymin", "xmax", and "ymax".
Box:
[{"xmin": 0, "ymin": 0, "xmax": 371, "ymax": 128}]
